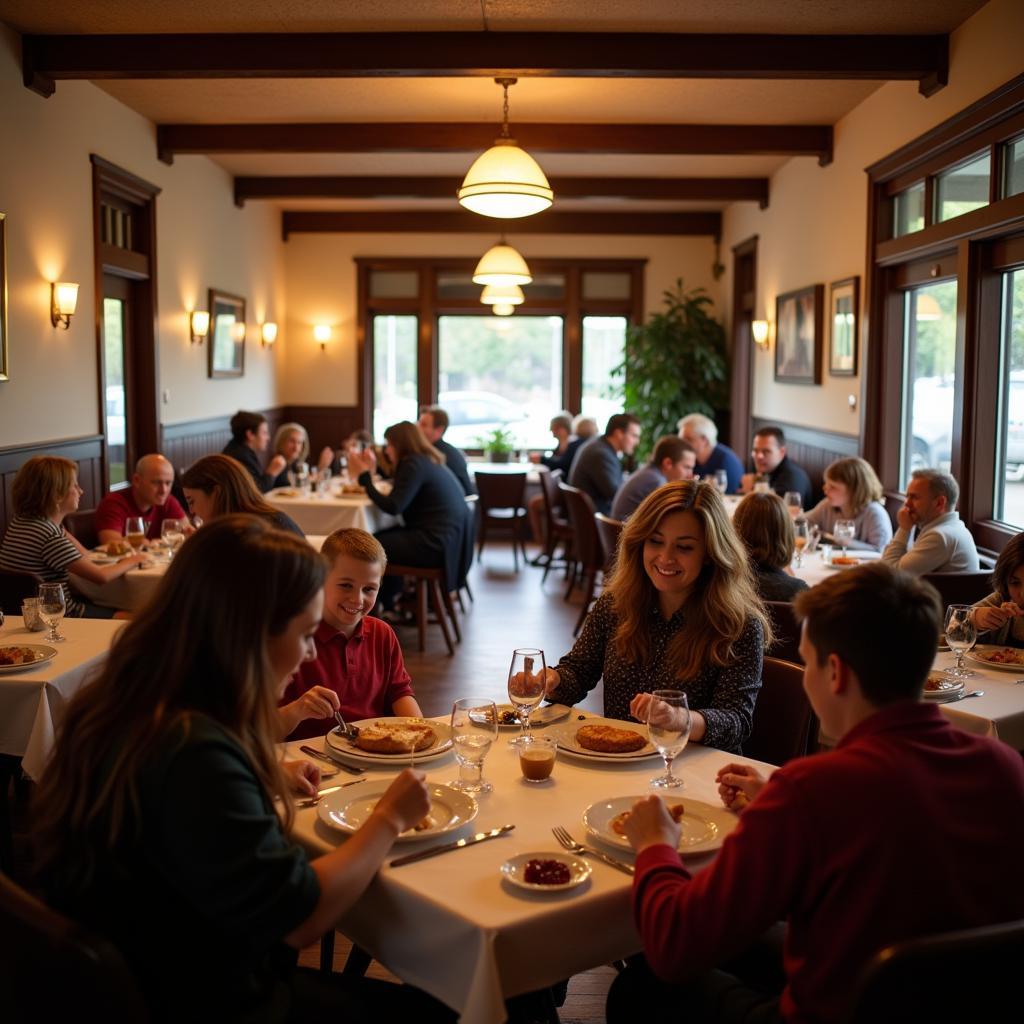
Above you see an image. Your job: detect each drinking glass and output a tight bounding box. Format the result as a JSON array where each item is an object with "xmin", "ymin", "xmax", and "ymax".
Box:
[
  {"xmin": 834, "ymin": 519, "xmax": 856, "ymax": 555},
  {"xmin": 37, "ymin": 583, "xmax": 67, "ymax": 643},
  {"xmin": 713, "ymin": 469, "xmax": 728, "ymax": 494},
  {"xmin": 944, "ymin": 605, "xmax": 977, "ymax": 678},
  {"xmin": 161, "ymin": 518, "xmax": 186, "ymax": 559},
  {"xmin": 647, "ymin": 689, "xmax": 691, "ymax": 789},
  {"xmin": 450, "ymin": 697, "xmax": 498, "ymax": 794},
  {"xmin": 317, "ymin": 467, "xmax": 333, "ymax": 496},
  {"xmin": 296, "ymin": 462, "xmax": 311, "ymax": 493},
  {"xmin": 190, "ymin": 515, "xmax": 204, "ymax": 530},
  {"xmin": 507, "ymin": 648, "xmax": 547, "ymax": 747},
  {"xmin": 783, "ymin": 492, "xmax": 803, "ymax": 519},
  {"xmin": 125, "ymin": 516, "xmax": 146, "ymax": 550},
  {"xmin": 793, "ymin": 520, "xmax": 809, "ymax": 568}
]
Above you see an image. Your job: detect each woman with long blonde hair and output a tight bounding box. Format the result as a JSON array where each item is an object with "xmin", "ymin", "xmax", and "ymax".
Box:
[
  {"xmin": 543, "ymin": 480, "xmax": 771, "ymax": 752},
  {"xmin": 803, "ymin": 456, "xmax": 892, "ymax": 552},
  {"xmin": 32, "ymin": 516, "xmax": 449, "ymax": 1021}
]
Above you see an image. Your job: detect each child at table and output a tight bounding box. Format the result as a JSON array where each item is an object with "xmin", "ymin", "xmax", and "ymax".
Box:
[
  {"xmin": 278, "ymin": 528, "xmax": 423, "ymax": 739},
  {"xmin": 972, "ymin": 532, "xmax": 1024, "ymax": 647}
]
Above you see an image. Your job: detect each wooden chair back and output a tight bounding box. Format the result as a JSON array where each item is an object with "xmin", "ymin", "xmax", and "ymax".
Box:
[
  {"xmin": 765, "ymin": 600, "xmax": 803, "ymax": 664},
  {"xmin": 594, "ymin": 513, "xmax": 624, "ymax": 571},
  {"xmin": 744, "ymin": 657, "xmax": 818, "ymax": 766},
  {"xmin": 920, "ymin": 570, "xmax": 993, "ymax": 608},
  {"xmin": 0, "ymin": 569, "xmax": 44, "ymax": 616}
]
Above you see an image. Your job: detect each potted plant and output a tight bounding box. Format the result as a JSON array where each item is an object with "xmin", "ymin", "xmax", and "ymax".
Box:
[
  {"xmin": 612, "ymin": 279, "xmax": 728, "ymax": 462},
  {"xmin": 482, "ymin": 427, "xmax": 515, "ymax": 463}
]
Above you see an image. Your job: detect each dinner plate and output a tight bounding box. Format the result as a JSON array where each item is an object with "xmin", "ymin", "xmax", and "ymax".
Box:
[
  {"xmin": 583, "ymin": 796, "xmax": 737, "ymax": 856},
  {"xmin": 921, "ymin": 671, "xmax": 964, "ymax": 699},
  {"xmin": 0, "ymin": 644, "xmax": 58, "ymax": 673},
  {"xmin": 325, "ymin": 717, "xmax": 453, "ymax": 765},
  {"xmin": 501, "ymin": 852, "xmax": 591, "ymax": 892},
  {"xmin": 964, "ymin": 644, "xmax": 1024, "ymax": 672},
  {"xmin": 471, "ymin": 703, "xmax": 573, "ymax": 731},
  {"xmin": 318, "ymin": 781, "xmax": 477, "ymax": 842},
  {"xmin": 551, "ymin": 716, "xmax": 658, "ymax": 760}
]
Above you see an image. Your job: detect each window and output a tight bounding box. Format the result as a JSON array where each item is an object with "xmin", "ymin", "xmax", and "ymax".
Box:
[
  {"xmin": 935, "ymin": 153, "xmax": 991, "ymax": 223},
  {"xmin": 894, "ymin": 182, "xmax": 926, "ymax": 237},
  {"xmin": 581, "ymin": 315, "xmax": 627, "ymax": 426},
  {"xmin": 1004, "ymin": 136, "xmax": 1024, "ymax": 199},
  {"xmin": 995, "ymin": 269, "xmax": 1024, "ymax": 528},
  {"xmin": 372, "ymin": 315, "xmax": 418, "ymax": 440},
  {"xmin": 102, "ymin": 293, "xmax": 128, "ymax": 488}
]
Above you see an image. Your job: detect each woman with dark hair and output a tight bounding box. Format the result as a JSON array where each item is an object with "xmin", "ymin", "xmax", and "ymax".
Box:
[
  {"xmin": 32, "ymin": 516, "xmax": 450, "ymax": 1022},
  {"xmin": 346, "ymin": 421, "xmax": 468, "ymax": 612},
  {"xmin": 732, "ymin": 491, "xmax": 809, "ymax": 602},
  {"xmin": 182, "ymin": 454, "xmax": 304, "ymax": 536},
  {"xmin": 541, "ymin": 480, "xmax": 771, "ymax": 753},
  {"xmin": 972, "ymin": 532, "xmax": 1024, "ymax": 646}
]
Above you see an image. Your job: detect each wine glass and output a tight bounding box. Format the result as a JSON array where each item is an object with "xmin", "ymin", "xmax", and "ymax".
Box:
[
  {"xmin": 37, "ymin": 583, "xmax": 67, "ymax": 643},
  {"xmin": 783, "ymin": 492, "xmax": 803, "ymax": 520},
  {"xmin": 317, "ymin": 467, "xmax": 333, "ymax": 496},
  {"xmin": 793, "ymin": 520, "xmax": 809, "ymax": 568},
  {"xmin": 834, "ymin": 519, "xmax": 856, "ymax": 556},
  {"xmin": 646, "ymin": 689, "xmax": 691, "ymax": 789},
  {"xmin": 713, "ymin": 469, "xmax": 728, "ymax": 494},
  {"xmin": 450, "ymin": 697, "xmax": 498, "ymax": 794},
  {"xmin": 296, "ymin": 462, "xmax": 310, "ymax": 493},
  {"xmin": 161, "ymin": 518, "xmax": 186, "ymax": 559},
  {"xmin": 190, "ymin": 515, "xmax": 204, "ymax": 530},
  {"xmin": 125, "ymin": 516, "xmax": 146, "ymax": 550},
  {"xmin": 507, "ymin": 648, "xmax": 547, "ymax": 747},
  {"xmin": 944, "ymin": 605, "xmax": 977, "ymax": 678}
]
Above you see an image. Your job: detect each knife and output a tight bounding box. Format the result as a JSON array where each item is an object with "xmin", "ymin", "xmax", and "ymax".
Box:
[
  {"xmin": 575, "ymin": 842, "xmax": 635, "ymax": 876},
  {"xmin": 389, "ymin": 824, "xmax": 515, "ymax": 867},
  {"xmin": 299, "ymin": 744, "xmax": 365, "ymax": 775}
]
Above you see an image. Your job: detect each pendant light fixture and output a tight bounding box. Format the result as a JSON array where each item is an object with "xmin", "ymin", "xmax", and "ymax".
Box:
[
  {"xmin": 491, "ymin": 303, "xmax": 516, "ymax": 317},
  {"xmin": 458, "ymin": 78, "xmax": 553, "ymax": 219},
  {"xmin": 472, "ymin": 239, "xmax": 532, "ymax": 286},
  {"xmin": 480, "ymin": 283, "xmax": 524, "ymax": 307}
]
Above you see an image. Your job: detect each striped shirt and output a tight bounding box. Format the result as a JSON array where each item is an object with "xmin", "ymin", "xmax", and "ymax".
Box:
[{"xmin": 0, "ymin": 516, "xmax": 85, "ymax": 616}]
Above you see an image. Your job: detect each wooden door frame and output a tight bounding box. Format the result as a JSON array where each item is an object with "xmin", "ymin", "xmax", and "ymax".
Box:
[{"xmin": 729, "ymin": 235, "xmax": 758, "ymax": 451}]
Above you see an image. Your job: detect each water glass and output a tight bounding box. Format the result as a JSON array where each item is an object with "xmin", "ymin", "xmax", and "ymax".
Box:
[
  {"xmin": 161, "ymin": 518, "xmax": 186, "ymax": 559},
  {"xmin": 125, "ymin": 516, "xmax": 146, "ymax": 550},
  {"xmin": 507, "ymin": 647, "xmax": 547, "ymax": 747},
  {"xmin": 713, "ymin": 469, "xmax": 729, "ymax": 494},
  {"xmin": 647, "ymin": 689, "xmax": 691, "ymax": 789},
  {"xmin": 784, "ymin": 492, "xmax": 803, "ymax": 519},
  {"xmin": 317, "ymin": 467, "xmax": 333, "ymax": 496},
  {"xmin": 944, "ymin": 604, "xmax": 977, "ymax": 678},
  {"xmin": 450, "ymin": 697, "xmax": 498, "ymax": 794},
  {"xmin": 37, "ymin": 583, "xmax": 67, "ymax": 642},
  {"xmin": 834, "ymin": 519, "xmax": 856, "ymax": 555},
  {"xmin": 21, "ymin": 598, "xmax": 45, "ymax": 632},
  {"xmin": 793, "ymin": 520, "xmax": 809, "ymax": 568},
  {"xmin": 296, "ymin": 462, "xmax": 311, "ymax": 493}
]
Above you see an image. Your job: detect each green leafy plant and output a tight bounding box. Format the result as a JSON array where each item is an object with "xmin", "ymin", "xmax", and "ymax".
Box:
[
  {"xmin": 481, "ymin": 427, "xmax": 515, "ymax": 461},
  {"xmin": 612, "ymin": 279, "xmax": 728, "ymax": 461}
]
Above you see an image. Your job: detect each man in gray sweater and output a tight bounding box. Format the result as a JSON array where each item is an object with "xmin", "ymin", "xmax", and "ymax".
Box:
[
  {"xmin": 569, "ymin": 413, "xmax": 641, "ymax": 516},
  {"xmin": 882, "ymin": 469, "xmax": 979, "ymax": 575}
]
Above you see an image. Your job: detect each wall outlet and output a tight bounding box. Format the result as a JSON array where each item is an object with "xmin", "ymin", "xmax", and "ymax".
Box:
[{"xmin": 162, "ymin": 389, "xmax": 171, "ymax": 404}]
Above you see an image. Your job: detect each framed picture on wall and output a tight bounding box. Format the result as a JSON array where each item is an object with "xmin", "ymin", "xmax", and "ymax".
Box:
[
  {"xmin": 774, "ymin": 284, "xmax": 824, "ymax": 385},
  {"xmin": 208, "ymin": 288, "xmax": 246, "ymax": 379},
  {"xmin": 829, "ymin": 276, "xmax": 860, "ymax": 377},
  {"xmin": 0, "ymin": 213, "xmax": 8, "ymax": 381}
]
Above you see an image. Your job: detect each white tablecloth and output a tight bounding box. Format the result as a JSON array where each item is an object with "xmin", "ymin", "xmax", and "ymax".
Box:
[
  {"xmin": 929, "ymin": 651, "xmax": 1024, "ymax": 749},
  {"xmin": 286, "ymin": 724, "xmax": 770, "ymax": 1024},
  {"xmin": 792, "ymin": 548, "xmax": 881, "ymax": 588},
  {"xmin": 266, "ymin": 487, "xmax": 400, "ymax": 537},
  {"xmin": 72, "ymin": 557, "xmax": 171, "ymax": 611},
  {"xmin": 0, "ymin": 616, "xmax": 124, "ymax": 779}
]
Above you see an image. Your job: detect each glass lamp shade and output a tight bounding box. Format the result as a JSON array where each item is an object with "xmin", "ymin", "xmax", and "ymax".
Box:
[
  {"xmin": 491, "ymin": 302, "xmax": 516, "ymax": 317},
  {"xmin": 458, "ymin": 139, "xmax": 554, "ymax": 219},
  {"xmin": 313, "ymin": 324, "xmax": 332, "ymax": 343},
  {"xmin": 480, "ymin": 283, "xmax": 524, "ymax": 307},
  {"xmin": 53, "ymin": 282, "xmax": 79, "ymax": 315},
  {"xmin": 915, "ymin": 293, "xmax": 943, "ymax": 321},
  {"xmin": 751, "ymin": 320, "xmax": 769, "ymax": 346},
  {"xmin": 472, "ymin": 243, "xmax": 532, "ymax": 286}
]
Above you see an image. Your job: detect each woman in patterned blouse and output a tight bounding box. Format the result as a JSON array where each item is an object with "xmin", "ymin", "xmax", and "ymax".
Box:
[{"xmin": 544, "ymin": 480, "xmax": 772, "ymax": 752}]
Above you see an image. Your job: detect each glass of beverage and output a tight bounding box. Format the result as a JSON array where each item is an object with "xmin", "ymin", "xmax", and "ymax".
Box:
[
  {"xmin": 944, "ymin": 604, "xmax": 977, "ymax": 678},
  {"xmin": 647, "ymin": 689, "xmax": 691, "ymax": 789},
  {"xmin": 37, "ymin": 583, "xmax": 67, "ymax": 643},
  {"xmin": 507, "ymin": 647, "xmax": 547, "ymax": 747},
  {"xmin": 317, "ymin": 467, "xmax": 333, "ymax": 496},
  {"xmin": 713, "ymin": 469, "xmax": 728, "ymax": 494},
  {"xmin": 296, "ymin": 462, "xmax": 310, "ymax": 493},
  {"xmin": 518, "ymin": 736, "xmax": 557, "ymax": 783},
  {"xmin": 450, "ymin": 697, "xmax": 498, "ymax": 794},
  {"xmin": 753, "ymin": 479, "xmax": 771, "ymax": 494},
  {"xmin": 161, "ymin": 518, "xmax": 186, "ymax": 559},
  {"xmin": 125, "ymin": 517, "xmax": 146, "ymax": 550},
  {"xmin": 834, "ymin": 519, "xmax": 856, "ymax": 555},
  {"xmin": 793, "ymin": 520, "xmax": 809, "ymax": 568},
  {"xmin": 783, "ymin": 492, "xmax": 803, "ymax": 519}
]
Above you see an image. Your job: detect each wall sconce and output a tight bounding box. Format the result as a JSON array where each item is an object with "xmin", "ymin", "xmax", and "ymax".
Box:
[
  {"xmin": 260, "ymin": 321, "xmax": 278, "ymax": 347},
  {"xmin": 189, "ymin": 310, "xmax": 210, "ymax": 344},
  {"xmin": 50, "ymin": 282, "xmax": 79, "ymax": 329},
  {"xmin": 752, "ymin": 320, "xmax": 770, "ymax": 348},
  {"xmin": 230, "ymin": 321, "xmax": 246, "ymax": 343},
  {"xmin": 313, "ymin": 324, "xmax": 332, "ymax": 351}
]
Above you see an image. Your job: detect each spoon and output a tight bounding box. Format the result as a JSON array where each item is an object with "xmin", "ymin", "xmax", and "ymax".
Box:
[{"xmin": 941, "ymin": 689, "xmax": 985, "ymax": 703}]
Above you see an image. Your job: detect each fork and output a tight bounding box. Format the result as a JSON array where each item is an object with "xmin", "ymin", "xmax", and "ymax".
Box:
[
  {"xmin": 552, "ymin": 826, "xmax": 634, "ymax": 876},
  {"xmin": 334, "ymin": 710, "xmax": 360, "ymax": 742}
]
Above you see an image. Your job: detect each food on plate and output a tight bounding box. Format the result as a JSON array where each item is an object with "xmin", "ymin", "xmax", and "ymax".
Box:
[
  {"xmin": 411, "ymin": 813, "xmax": 437, "ymax": 832},
  {"xmin": 354, "ymin": 721, "xmax": 436, "ymax": 754},
  {"xmin": 275, "ymin": 488, "xmax": 300, "ymax": 498},
  {"xmin": 340, "ymin": 483, "xmax": 365, "ymax": 495},
  {"xmin": 498, "ymin": 708, "xmax": 519, "ymax": 726},
  {"xmin": 923, "ymin": 674, "xmax": 957, "ymax": 692},
  {"xmin": 610, "ymin": 803, "xmax": 686, "ymax": 836},
  {"xmin": 831, "ymin": 555, "xmax": 859, "ymax": 566},
  {"xmin": 104, "ymin": 541, "xmax": 133, "ymax": 557},
  {"xmin": 524, "ymin": 859, "xmax": 571, "ymax": 885},
  {"xmin": 975, "ymin": 647, "xmax": 1024, "ymax": 666},
  {"xmin": 576, "ymin": 724, "xmax": 646, "ymax": 753},
  {"xmin": 0, "ymin": 646, "xmax": 44, "ymax": 666}
]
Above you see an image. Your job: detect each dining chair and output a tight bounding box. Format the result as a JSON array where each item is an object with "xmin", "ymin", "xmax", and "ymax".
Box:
[
  {"xmin": 474, "ymin": 470, "xmax": 530, "ymax": 571},
  {"xmin": 0, "ymin": 872, "xmax": 152, "ymax": 1021},
  {"xmin": 535, "ymin": 468, "xmax": 573, "ymax": 583},
  {"xmin": 0, "ymin": 568, "xmax": 44, "ymax": 616},
  {"xmin": 765, "ymin": 600, "xmax": 803, "ymax": 664},
  {"xmin": 64, "ymin": 508, "xmax": 99, "ymax": 550},
  {"xmin": 559, "ymin": 483, "xmax": 605, "ymax": 636},
  {"xmin": 594, "ymin": 513, "xmax": 624, "ymax": 574},
  {"xmin": 847, "ymin": 917, "xmax": 1024, "ymax": 1023},
  {"xmin": 383, "ymin": 563, "xmax": 457, "ymax": 656},
  {"xmin": 744, "ymin": 657, "xmax": 818, "ymax": 766},
  {"xmin": 920, "ymin": 569, "xmax": 992, "ymax": 608}
]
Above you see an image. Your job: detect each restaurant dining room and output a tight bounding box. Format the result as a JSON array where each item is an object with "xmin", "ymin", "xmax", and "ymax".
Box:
[{"xmin": 2, "ymin": 1, "xmax": 1024, "ymax": 1021}]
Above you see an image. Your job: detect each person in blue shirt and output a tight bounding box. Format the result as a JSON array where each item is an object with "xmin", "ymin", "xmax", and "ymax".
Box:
[
  {"xmin": 678, "ymin": 413, "xmax": 744, "ymax": 493},
  {"xmin": 612, "ymin": 435, "xmax": 696, "ymax": 521}
]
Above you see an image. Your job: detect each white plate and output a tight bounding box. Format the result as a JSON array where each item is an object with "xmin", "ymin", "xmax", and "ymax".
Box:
[
  {"xmin": 325, "ymin": 717, "xmax": 453, "ymax": 765},
  {"xmin": 583, "ymin": 796, "xmax": 738, "ymax": 856},
  {"xmin": 964, "ymin": 645, "xmax": 1024, "ymax": 672},
  {"xmin": 922, "ymin": 671, "xmax": 964, "ymax": 699},
  {"xmin": 551, "ymin": 716, "xmax": 658, "ymax": 760},
  {"xmin": 0, "ymin": 644, "xmax": 58, "ymax": 673},
  {"xmin": 317, "ymin": 782, "xmax": 477, "ymax": 842},
  {"xmin": 501, "ymin": 851, "xmax": 591, "ymax": 892},
  {"xmin": 471, "ymin": 703, "xmax": 573, "ymax": 731}
]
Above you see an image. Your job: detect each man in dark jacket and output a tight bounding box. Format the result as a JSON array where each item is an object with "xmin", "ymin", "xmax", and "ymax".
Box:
[
  {"xmin": 221, "ymin": 411, "xmax": 283, "ymax": 493},
  {"xmin": 418, "ymin": 406, "xmax": 476, "ymax": 496},
  {"xmin": 568, "ymin": 413, "xmax": 641, "ymax": 516}
]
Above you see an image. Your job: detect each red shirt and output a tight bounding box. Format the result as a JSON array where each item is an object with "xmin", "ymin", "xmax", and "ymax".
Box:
[
  {"xmin": 281, "ymin": 616, "xmax": 415, "ymax": 740},
  {"xmin": 632, "ymin": 702, "xmax": 1024, "ymax": 1024},
  {"xmin": 94, "ymin": 489, "xmax": 188, "ymax": 541}
]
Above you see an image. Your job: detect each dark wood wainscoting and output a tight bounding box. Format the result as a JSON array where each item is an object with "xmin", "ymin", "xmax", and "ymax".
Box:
[
  {"xmin": 750, "ymin": 417, "xmax": 860, "ymax": 506},
  {"xmin": 0, "ymin": 435, "xmax": 104, "ymax": 541}
]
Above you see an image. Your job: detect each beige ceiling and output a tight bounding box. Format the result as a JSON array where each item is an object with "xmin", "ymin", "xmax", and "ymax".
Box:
[{"xmin": 0, "ymin": 0, "xmax": 990, "ymax": 219}]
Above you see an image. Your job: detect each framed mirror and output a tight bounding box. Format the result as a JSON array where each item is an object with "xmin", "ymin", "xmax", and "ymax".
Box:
[{"xmin": 207, "ymin": 288, "xmax": 245, "ymax": 378}]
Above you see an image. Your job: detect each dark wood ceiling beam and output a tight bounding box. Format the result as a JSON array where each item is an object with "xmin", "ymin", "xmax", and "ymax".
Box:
[
  {"xmin": 22, "ymin": 31, "xmax": 948, "ymax": 98},
  {"xmin": 235, "ymin": 175, "xmax": 770, "ymax": 208},
  {"xmin": 159, "ymin": 122, "xmax": 833, "ymax": 166},
  {"xmin": 281, "ymin": 209, "xmax": 722, "ymax": 239}
]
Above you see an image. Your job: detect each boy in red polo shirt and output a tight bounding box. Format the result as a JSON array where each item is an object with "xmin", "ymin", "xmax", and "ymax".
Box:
[{"xmin": 278, "ymin": 529, "xmax": 422, "ymax": 740}]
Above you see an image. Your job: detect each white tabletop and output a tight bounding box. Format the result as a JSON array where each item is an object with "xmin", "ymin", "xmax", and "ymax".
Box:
[
  {"xmin": 266, "ymin": 484, "xmax": 400, "ymax": 537},
  {"xmin": 791, "ymin": 548, "xmax": 881, "ymax": 589},
  {"xmin": 469, "ymin": 462, "xmax": 541, "ymax": 485},
  {"xmin": 929, "ymin": 650, "xmax": 1024, "ymax": 749},
  {"xmin": 72, "ymin": 554, "xmax": 171, "ymax": 611},
  {"xmin": 286, "ymin": 721, "xmax": 768, "ymax": 1024},
  {"xmin": 0, "ymin": 615, "xmax": 124, "ymax": 779}
]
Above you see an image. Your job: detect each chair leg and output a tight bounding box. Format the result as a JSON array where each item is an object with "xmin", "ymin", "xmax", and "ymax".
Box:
[
  {"xmin": 463, "ymin": 579, "xmax": 474, "ymax": 603},
  {"xmin": 564, "ymin": 561, "xmax": 578, "ymax": 601},
  {"xmin": 342, "ymin": 945, "xmax": 373, "ymax": 978},
  {"xmin": 512, "ymin": 520, "xmax": 520, "ymax": 572},
  {"xmin": 429, "ymin": 580, "xmax": 456, "ymax": 655},
  {"xmin": 416, "ymin": 578, "xmax": 427, "ymax": 652},
  {"xmin": 476, "ymin": 516, "xmax": 488, "ymax": 563},
  {"xmin": 319, "ymin": 929, "xmax": 336, "ymax": 973},
  {"xmin": 455, "ymin": 589, "xmax": 466, "ymax": 613},
  {"xmin": 442, "ymin": 588, "xmax": 462, "ymax": 643}
]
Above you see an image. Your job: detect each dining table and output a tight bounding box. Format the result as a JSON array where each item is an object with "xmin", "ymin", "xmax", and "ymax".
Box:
[
  {"xmin": 0, "ymin": 615, "xmax": 125, "ymax": 779},
  {"xmin": 266, "ymin": 480, "xmax": 401, "ymax": 537},
  {"xmin": 285, "ymin": 715, "xmax": 769, "ymax": 1024}
]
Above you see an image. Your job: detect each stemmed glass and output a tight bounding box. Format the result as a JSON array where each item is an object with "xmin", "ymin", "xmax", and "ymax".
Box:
[
  {"xmin": 450, "ymin": 697, "xmax": 498, "ymax": 794},
  {"xmin": 646, "ymin": 689, "xmax": 691, "ymax": 789},
  {"xmin": 125, "ymin": 516, "xmax": 146, "ymax": 550},
  {"xmin": 783, "ymin": 492, "xmax": 803, "ymax": 520},
  {"xmin": 161, "ymin": 518, "xmax": 186, "ymax": 559},
  {"xmin": 507, "ymin": 648, "xmax": 547, "ymax": 747},
  {"xmin": 713, "ymin": 469, "xmax": 728, "ymax": 494},
  {"xmin": 296, "ymin": 462, "xmax": 310, "ymax": 493},
  {"xmin": 834, "ymin": 519, "xmax": 856, "ymax": 556},
  {"xmin": 793, "ymin": 520, "xmax": 809, "ymax": 568},
  {"xmin": 944, "ymin": 605, "xmax": 977, "ymax": 678},
  {"xmin": 37, "ymin": 583, "xmax": 67, "ymax": 643}
]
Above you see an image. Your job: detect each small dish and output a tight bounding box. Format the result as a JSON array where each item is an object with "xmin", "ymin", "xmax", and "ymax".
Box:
[
  {"xmin": 922, "ymin": 671, "xmax": 963, "ymax": 699},
  {"xmin": 501, "ymin": 852, "xmax": 591, "ymax": 892}
]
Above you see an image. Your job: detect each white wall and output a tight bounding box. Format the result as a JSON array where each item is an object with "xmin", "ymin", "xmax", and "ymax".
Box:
[
  {"xmin": 0, "ymin": 25, "xmax": 284, "ymax": 449},
  {"xmin": 721, "ymin": 0, "xmax": 1024, "ymax": 438},
  {"xmin": 280, "ymin": 231, "xmax": 723, "ymax": 406}
]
